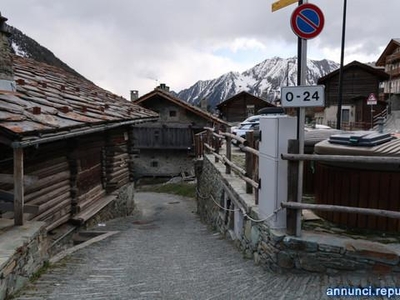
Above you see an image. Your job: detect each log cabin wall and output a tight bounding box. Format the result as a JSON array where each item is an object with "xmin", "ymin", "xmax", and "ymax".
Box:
[
  {"xmin": 69, "ymin": 134, "xmax": 106, "ymax": 216},
  {"xmin": 216, "ymin": 91, "xmax": 275, "ymax": 123},
  {"xmin": 0, "ymin": 128, "xmax": 134, "ymax": 231},
  {"xmin": 103, "ymin": 128, "xmax": 130, "ymax": 193},
  {"xmin": 318, "ymin": 61, "xmax": 389, "ymax": 125},
  {"xmin": 0, "ymin": 141, "xmax": 72, "ymax": 231}
]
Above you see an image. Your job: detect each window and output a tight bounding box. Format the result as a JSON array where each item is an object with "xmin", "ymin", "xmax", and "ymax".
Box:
[
  {"xmin": 169, "ymin": 110, "xmax": 177, "ymax": 117},
  {"xmin": 246, "ymin": 105, "xmax": 255, "ymax": 116},
  {"xmin": 342, "ymin": 108, "xmax": 350, "ymax": 123},
  {"xmin": 154, "ymin": 130, "xmax": 159, "ymax": 142},
  {"xmin": 151, "ymin": 161, "xmax": 158, "ymax": 168}
]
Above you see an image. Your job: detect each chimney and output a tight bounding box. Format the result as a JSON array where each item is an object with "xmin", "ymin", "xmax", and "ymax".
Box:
[
  {"xmin": 200, "ymin": 98, "xmax": 208, "ymax": 111},
  {"xmin": 130, "ymin": 90, "xmax": 139, "ymax": 101},
  {"xmin": 158, "ymin": 83, "xmax": 170, "ymax": 92},
  {"xmin": 0, "ymin": 12, "xmax": 15, "ymax": 92}
]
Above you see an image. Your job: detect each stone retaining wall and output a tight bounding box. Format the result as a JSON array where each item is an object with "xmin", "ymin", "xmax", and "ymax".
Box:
[
  {"xmin": 0, "ymin": 221, "xmax": 48, "ymax": 300},
  {"xmin": 196, "ymin": 155, "xmax": 400, "ymax": 275},
  {"xmin": 1, "ymin": 182, "xmax": 136, "ymax": 300},
  {"xmin": 84, "ymin": 183, "xmax": 136, "ymax": 229}
]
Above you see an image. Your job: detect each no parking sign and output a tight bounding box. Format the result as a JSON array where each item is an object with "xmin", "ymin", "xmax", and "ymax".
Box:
[{"xmin": 291, "ymin": 3, "xmax": 324, "ymax": 39}]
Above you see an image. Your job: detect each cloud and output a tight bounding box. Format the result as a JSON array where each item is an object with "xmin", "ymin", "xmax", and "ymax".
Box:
[{"xmin": 2, "ymin": 0, "xmax": 400, "ymax": 97}]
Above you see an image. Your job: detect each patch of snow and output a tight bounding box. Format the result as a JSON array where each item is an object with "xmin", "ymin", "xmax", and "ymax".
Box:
[{"xmin": 11, "ymin": 41, "xmax": 28, "ymax": 57}]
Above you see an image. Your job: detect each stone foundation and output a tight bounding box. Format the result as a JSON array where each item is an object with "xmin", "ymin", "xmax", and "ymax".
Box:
[
  {"xmin": 0, "ymin": 221, "xmax": 48, "ymax": 300},
  {"xmin": 196, "ymin": 154, "xmax": 400, "ymax": 275},
  {"xmin": 0, "ymin": 182, "xmax": 136, "ymax": 300},
  {"xmin": 84, "ymin": 183, "xmax": 136, "ymax": 229}
]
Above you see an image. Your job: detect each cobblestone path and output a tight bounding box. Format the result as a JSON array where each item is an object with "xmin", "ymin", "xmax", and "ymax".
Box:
[{"xmin": 14, "ymin": 192, "xmax": 398, "ymax": 300}]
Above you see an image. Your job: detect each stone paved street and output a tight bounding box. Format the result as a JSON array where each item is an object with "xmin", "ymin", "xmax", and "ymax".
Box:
[{"xmin": 14, "ymin": 192, "xmax": 399, "ymax": 300}]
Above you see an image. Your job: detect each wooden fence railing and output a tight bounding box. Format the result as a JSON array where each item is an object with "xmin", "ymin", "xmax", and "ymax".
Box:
[
  {"xmin": 281, "ymin": 149, "xmax": 400, "ymax": 236},
  {"xmin": 194, "ymin": 127, "xmax": 259, "ymax": 204}
]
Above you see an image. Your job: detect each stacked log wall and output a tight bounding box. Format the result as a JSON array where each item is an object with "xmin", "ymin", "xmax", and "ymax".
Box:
[
  {"xmin": 0, "ymin": 142, "xmax": 72, "ymax": 231},
  {"xmin": 1, "ymin": 128, "xmax": 134, "ymax": 230},
  {"xmin": 103, "ymin": 129, "xmax": 130, "ymax": 193},
  {"xmin": 69, "ymin": 135, "xmax": 106, "ymax": 216}
]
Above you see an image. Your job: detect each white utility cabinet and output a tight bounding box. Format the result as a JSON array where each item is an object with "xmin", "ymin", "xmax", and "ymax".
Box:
[{"xmin": 258, "ymin": 115, "xmax": 297, "ymax": 229}]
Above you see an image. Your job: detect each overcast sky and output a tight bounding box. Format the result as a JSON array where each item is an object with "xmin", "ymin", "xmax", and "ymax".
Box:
[{"xmin": 2, "ymin": 0, "xmax": 399, "ymax": 98}]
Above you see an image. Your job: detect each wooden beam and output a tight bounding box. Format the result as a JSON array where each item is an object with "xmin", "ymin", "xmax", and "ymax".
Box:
[
  {"xmin": 281, "ymin": 153, "xmax": 400, "ymax": 164},
  {"xmin": 0, "ymin": 203, "xmax": 39, "ymax": 214},
  {"xmin": 282, "ymin": 202, "xmax": 400, "ymax": 220},
  {"xmin": 13, "ymin": 148, "xmax": 24, "ymax": 226},
  {"xmin": 272, "ymin": 0, "xmax": 298, "ymax": 12},
  {"xmin": 0, "ymin": 189, "xmax": 13, "ymax": 202},
  {"xmin": 286, "ymin": 140, "xmax": 299, "ymax": 236},
  {"xmin": 225, "ymin": 135, "xmax": 232, "ymax": 174},
  {"xmin": 245, "ymin": 131, "xmax": 254, "ymax": 194},
  {"xmin": 0, "ymin": 173, "xmax": 38, "ymax": 186}
]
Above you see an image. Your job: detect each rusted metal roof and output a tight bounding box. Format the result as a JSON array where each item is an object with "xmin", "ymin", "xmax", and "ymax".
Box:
[{"xmin": 0, "ymin": 55, "xmax": 158, "ymax": 144}]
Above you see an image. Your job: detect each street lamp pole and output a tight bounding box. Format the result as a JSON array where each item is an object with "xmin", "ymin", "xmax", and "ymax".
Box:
[{"xmin": 336, "ymin": 0, "xmax": 347, "ymax": 129}]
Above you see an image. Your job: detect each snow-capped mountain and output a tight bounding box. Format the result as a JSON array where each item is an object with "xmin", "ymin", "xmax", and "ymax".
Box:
[
  {"xmin": 176, "ymin": 57, "xmax": 339, "ymax": 110},
  {"xmin": 8, "ymin": 26, "xmax": 85, "ymax": 79}
]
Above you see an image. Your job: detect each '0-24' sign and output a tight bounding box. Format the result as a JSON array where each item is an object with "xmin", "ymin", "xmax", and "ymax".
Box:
[{"xmin": 281, "ymin": 85, "xmax": 325, "ymax": 107}]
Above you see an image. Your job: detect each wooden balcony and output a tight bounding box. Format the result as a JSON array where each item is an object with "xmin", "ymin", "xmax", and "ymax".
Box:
[
  {"xmin": 386, "ymin": 52, "xmax": 400, "ymax": 63},
  {"xmin": 387, "ymin": 66, "xmax": 400, "ymax": 77}
]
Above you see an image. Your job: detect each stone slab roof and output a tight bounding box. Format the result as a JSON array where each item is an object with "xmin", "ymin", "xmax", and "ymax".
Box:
[{"xmin": 0, "ymin": 55, "xmax": 158, "ymax": 145}]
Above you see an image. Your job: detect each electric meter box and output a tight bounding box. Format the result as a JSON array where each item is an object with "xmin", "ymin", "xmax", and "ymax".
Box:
[{"xmin": 258, "ymin": 115, "xmax": 297, "ymax": 229}]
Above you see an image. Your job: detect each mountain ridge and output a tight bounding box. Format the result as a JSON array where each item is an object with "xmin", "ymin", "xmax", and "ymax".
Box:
[
  {"xmin": 8, "ymin": 25, "xmax": 87, "ymax": 80},
  {"xmin": 7, "ymin": 24, "xmax": 339, "ymax": 109},
  {"xmin": 176, "ymin": 57, "xmax": 340, "ymax": 110}
]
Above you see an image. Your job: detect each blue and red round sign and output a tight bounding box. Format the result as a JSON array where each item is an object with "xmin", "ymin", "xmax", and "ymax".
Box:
[{"xmin": 291, "ymin": 3, "xmax": 324, "ymax": 40}]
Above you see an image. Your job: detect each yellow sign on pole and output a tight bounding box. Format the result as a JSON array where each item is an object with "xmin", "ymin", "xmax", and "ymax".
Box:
[{"xmin": 271, "ymin": 0, "xmax": 298, "ymax": 12}]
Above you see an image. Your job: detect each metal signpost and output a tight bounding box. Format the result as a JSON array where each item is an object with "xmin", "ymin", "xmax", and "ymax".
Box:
[
  {"xmin": 272, "ymin": 0, "xmax": 325, "ymax": 236},
  {"xmin": 367, "ymin": 93, "xmax": 378, "ymax": 129}
]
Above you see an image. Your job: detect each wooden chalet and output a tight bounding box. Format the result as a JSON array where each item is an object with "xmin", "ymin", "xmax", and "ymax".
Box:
[
  {"xmin": 216, "ymin": 91, "xmax": 276, "ymax": 123},
  {"xmin": 131, "ymin": 87, "xmax": 228, "ymax": 177},
  {"xmin": 317, "ymin": 61, "xmax": 389, "ymax": 129},
  {"xmin": 0, "ymin": 43, "xmax": 158, "ymax": 229},
  {"xmin": 376, "ymin": 38, "xmax": 400, "ymax": 110}
]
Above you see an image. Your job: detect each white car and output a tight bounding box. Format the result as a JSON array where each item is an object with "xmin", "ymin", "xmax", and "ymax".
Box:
[
  {"xmin": 304, "ymin": 124, "xmax": 332, "ymax": 132},
  {"xmin": 231, "ymin": 122, "xmax": 260, "ymax": 146}
]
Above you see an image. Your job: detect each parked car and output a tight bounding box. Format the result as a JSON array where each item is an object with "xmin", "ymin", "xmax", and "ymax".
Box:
[
  {"xmin": 231, "ymin": 122, "xmax": 260, "ymax": 146},
  {"xmin": 231, "ymin": 108, "xmax": 285, "ymax": 146},
  {"xmin": 304, "ymin": 124, "xmax": 333, "ymax": 132}
]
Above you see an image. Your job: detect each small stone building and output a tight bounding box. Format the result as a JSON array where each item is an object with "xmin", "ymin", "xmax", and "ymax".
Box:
[{"xmin": 131, "ymin": 87, "xmax": 228, "ymax": 177}]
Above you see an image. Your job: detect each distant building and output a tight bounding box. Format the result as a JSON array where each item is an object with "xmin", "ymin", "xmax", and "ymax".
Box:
[
  {"xmin": 317, "ymin": 61, "xmax": 389, "ymax": 129},
  {"xmin": 376, "ymin": 38, "xmax": 400, "ymax": 110},
  {"xmin": 131, "ymin": 87, "xmax": 228, "ymax": 177},
  {"xmin": 216, "ymin": 91, "xmax": 276, "ymax": 123}
]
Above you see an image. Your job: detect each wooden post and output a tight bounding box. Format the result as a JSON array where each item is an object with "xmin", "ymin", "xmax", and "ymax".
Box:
[
  {"xmin": 214, "ymin": 127, "xmax": 220, "ymax": 163},
  {"xmin": 194, "ymin": 135, "xmax": 199, "ymax": 157},
  {"xmin": 13, "ymin": 148, "xmax": 24, "ymax": 226},
  {"xmin": 245, "ymin": 131, "xmax": 254, "ymax": 194},
  {"xmin": 286, "ymin": 139, "xmax": 299, "ymax": 236},
  {"xmin": 254, "ymin": 140, "xmax": 259, "ymax": 205},
  {"xmin": 225, "ymin": 135, "xmax": 232, "ymax": 174},
  {"xmin": 206, "ymin": 130, "xmax": 211, "ymax": 154}
]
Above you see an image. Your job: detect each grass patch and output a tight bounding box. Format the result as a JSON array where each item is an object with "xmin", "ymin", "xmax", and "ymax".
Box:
[
  {"xmin": 138, "ymin": 182, "xmax": 196, "ymax": 198},
  {"xmin": 29, "ymin": 261, "xmax": 50, "ymax": 283}
]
